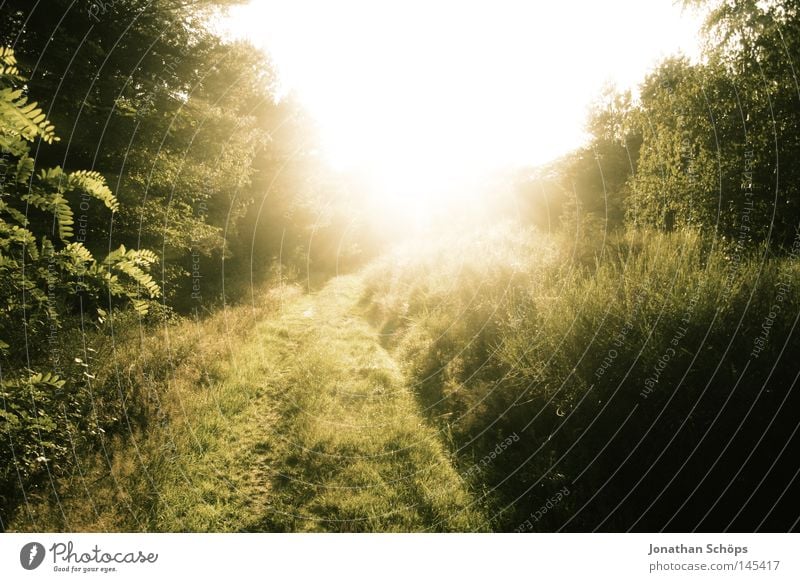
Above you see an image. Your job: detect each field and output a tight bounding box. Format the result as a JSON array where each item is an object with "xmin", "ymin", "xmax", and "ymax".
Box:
[{"xmin": 7, "ymin": 225, "xmax": 800, "ymax": 531}]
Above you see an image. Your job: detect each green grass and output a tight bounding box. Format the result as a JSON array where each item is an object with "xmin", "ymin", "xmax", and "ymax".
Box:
[
  {"xmin": 9, "ymin": 275, "xmax": 486, "ymax": 532},
  {"xmin": 362, "ymin": 225, "xmax": 800, "ymax": 530},
  {"xmin": 9, "ymin": 285, "xmax": 297, "ymax": 531},
  {"xmin": 247, "ymin": 275, "xmax": 485, "ymax": 531},
  {"xmin": 9, "ymin": 223, "xmax": 799, "ymax": 532}
]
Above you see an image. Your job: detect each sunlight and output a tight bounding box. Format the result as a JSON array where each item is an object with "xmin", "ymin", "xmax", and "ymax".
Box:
[
  {"xmin": 6, "ymin": 0, "xmax": 800, "ymax": 542},
  {"xmin": 222, "ymin": 0, "xmax": 703, "ymax": 222}
]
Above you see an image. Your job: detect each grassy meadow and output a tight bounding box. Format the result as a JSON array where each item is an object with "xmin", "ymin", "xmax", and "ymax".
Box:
[{"xmin": 7, "ymin": 224, "xmax": 799, "ymax": 531}]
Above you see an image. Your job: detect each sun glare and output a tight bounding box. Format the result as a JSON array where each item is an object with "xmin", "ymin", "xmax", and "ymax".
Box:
[{"xmin": 223, "ymin": 0, "xmax": 702, "ymax": 223}]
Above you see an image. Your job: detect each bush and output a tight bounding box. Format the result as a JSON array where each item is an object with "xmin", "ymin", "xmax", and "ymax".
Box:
[
  {"xmin": 0, "ymin": 47, "xmax": 159, "ymax": 526},
  {"xmin": 363, "ymin": 225, "xmax": 800, "ymax": 531}
]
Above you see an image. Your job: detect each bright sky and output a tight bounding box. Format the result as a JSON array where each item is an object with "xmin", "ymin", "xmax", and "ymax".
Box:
[{"xmin": 222, "ymin": 0, "xmax": 704, "ymax": 222}]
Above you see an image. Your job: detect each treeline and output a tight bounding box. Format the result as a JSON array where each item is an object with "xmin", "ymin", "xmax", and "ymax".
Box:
[
  {"xmin": 519, "ymin": 0, "xmax": 800, "ymax": 252},
  {"xmin": 0, "ymin": 0, "xmax": 369, "ymax": 526},
  {"xmin": 1, "ymin": 0, "xmax": 372, "ymax": 304}
]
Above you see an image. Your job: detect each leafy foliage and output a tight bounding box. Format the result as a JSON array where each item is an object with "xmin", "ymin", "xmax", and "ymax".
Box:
[
  {"xmin": 0, "ymin": 50, "xmax": 57, "ymax": 157},
  {"xmin": 627, "ymin": 1, "xmax": 800, "ymax": 245},
  {"xmin": 0, "ymin": 1, "xmax": 306, "ymax": 307},
  {"xmin": 0, "ymin": 48, "xmax": 159, "ymax": 521}
]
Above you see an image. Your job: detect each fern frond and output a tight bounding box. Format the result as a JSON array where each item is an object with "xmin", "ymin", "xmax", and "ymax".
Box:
[
  {"xmin": 0, "ymin": 46, "xmax": 20, "ymax": 78},
  {"xmin": 0, "ymin": 133, "xmax": 29, "ymax": 156},
  {"xmin": 39, "ymin": 166, "xmax": 65, "ymax": 185},
  {"xmin": 26, "ymin": 371, "xmax": 66, "ymax": 390},
  {"xmin": 63, "ymin": 242, "xmax": 93, "ymax": 264},
  {"xmin": 8, "ymin": 224, "xmax": 37, "ymax": 254},
  {"xmin": 102, "ymin": 245, "xmax": 161, "ymax": 298},
  {"xmin": 22, "ymin": 188, "xmax": 75, "ymax": 241},
  {"xmin": 2, "ymin": 203, "xmax": 29, "ymax": 227},
  {"xmin": 15, "ymin": 154, "xmax": 34, "ymax": 184},
  {"xmin": 131, "ymin": 298, "xmax": 151, "ymax": 316},
  {"xmin": 0, "ymin": 87, "xmax": 58, "ymax": 144},
  {"xmin": 67, "ymin": 170, "xmax": 119, "ymax": 212}
]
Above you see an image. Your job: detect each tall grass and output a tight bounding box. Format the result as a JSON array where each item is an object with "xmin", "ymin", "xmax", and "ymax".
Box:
[
  {"xmin": 362, "ymin": 225, "xmax": 800, "ymax": 531},
  {"xmin": 9, "ymin": 223, "xmax": 799, "ymax": 532},
  {"xmin": 8, "ymin": 275, "xmax": 486, "ymax": 532},
  {"xmin": 6, "ymin": 284, "xmax": 299, "ymax": 531}
]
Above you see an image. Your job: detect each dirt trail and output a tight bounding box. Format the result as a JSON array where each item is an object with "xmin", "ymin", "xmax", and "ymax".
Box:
[{"xmin": 239, "ymin": 274, "xmax": 486, "ymax": 531}]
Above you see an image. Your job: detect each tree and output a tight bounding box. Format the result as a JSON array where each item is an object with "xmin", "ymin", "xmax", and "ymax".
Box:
[
  {"xmin": 627, "ymin": 58, "xmax": 729, "ymax": 233},
  {"xmin": 516, "ymin": 85, "xmax": 640, "ymax": 236},
  {"xmin": 0, "ymin": 0, "xmax": 293, "ymax": 306},
  {"xmin": 630, "ymin": 0, "xmax": 800, "ymax": 246}
]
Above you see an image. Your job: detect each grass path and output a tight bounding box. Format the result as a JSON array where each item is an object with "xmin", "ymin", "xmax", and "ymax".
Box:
[
  {"xmin": 14, "ymin": 273, "xmax": 486, "ymax": 532},
  {"xmin": 239, "ymin": 275, "xmax": 485, "ymax": 531}
]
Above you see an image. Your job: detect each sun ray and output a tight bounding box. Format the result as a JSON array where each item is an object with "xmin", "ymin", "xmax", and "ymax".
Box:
[{"xmin": 222, "ymin": 0, "xmax": 702, "ymax": 226}]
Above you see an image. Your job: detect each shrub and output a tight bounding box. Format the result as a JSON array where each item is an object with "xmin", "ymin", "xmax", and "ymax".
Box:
[{"xmin": 0, "ymin": 47, "xmax": 159, "ymax": 525}]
